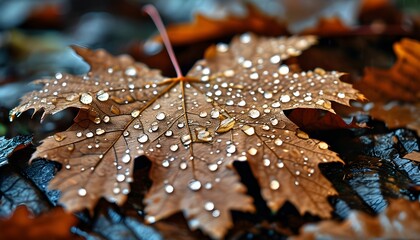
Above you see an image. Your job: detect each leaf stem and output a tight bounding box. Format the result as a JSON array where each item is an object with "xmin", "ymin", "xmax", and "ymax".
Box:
[{"xmin": 143, "ymin": 4, "xmax": 183, "ymax": 78}]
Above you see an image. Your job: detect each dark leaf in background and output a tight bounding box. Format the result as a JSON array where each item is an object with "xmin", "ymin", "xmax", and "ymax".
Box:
[
  {"xmin": 0, "ymin": 205, "xmax": 78, "ymax": 240},
  {"xmin": 0, "ymin": 135, "xmax": 32, "ymax": 167},
  {"xmin": 293, "ymin": 198, "xmax": 420, "ymax": 239}
]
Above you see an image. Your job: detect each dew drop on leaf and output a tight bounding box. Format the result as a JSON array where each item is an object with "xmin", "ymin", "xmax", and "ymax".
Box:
[
  {"xmin": 80, "ymin": 93, "xmax": 93, "ymax": 105},
  {"xmin": 248, "ymin": 109, "xmax": 260, "ymax": 119},
  {"xmin": 204, "ymin": 201, "xmax": 215, "ymax": 211},
  {"xmin": 280, "ymin": 94, "xmax": 291, "ymax": 103},
  {"xmin": 96, "ymin": 90, "xmax": 109, "ymax": 102},
  {"xmin": 270, "ymin": 180, "xmax": 280, "ymax": 190},
  {"xmin": 78, "ymin": 188, "xmax": 87, "ymax": 197},
  {"xmin": 137, "ymin": 134, "xmax": 149, "ymax": 143},
  {"xmin": 122, "ymin": 154, "xmax": 131, "ymax": 163},
  {"xmin": 165, "ymin": 184, "xmax": 174, "ymax": 194},
  {"xmin": 242, "ymin": 125, "xmax": 255, "ymax": 136},
  {"xmin": 188, "ymin": 179, "xmax": 202, "ymax": 191}
]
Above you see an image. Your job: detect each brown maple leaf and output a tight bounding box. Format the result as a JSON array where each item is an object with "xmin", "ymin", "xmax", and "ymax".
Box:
[
  {"xmin": 293, "ymin": 198, "xmax": 420, "ymax": 239},
  {"xmin": 0, "ymin": 206, "xmax": 78, "ymax": 240},
  {"xmin": 357, "ymin": 38, "xmax": 420, "ymax": 135},
  {"xmin": 11, "ymin": 32, "xmax": 363, "ymax": 238}
]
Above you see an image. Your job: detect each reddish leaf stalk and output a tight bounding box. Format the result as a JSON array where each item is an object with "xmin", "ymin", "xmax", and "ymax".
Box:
[{"xmin": 143, "ymin": 4, "xmax": 183, "ymax": 78}]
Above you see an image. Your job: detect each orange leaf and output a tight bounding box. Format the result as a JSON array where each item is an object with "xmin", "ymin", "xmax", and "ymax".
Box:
[{"xmin": 0, "ymin": 206, "xmax": 78, "ymax": 240}]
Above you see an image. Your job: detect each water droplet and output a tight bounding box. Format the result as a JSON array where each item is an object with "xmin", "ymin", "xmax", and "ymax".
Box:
[
  {"xmin": 262, "ymin": 125, "xmax": 270, "ymax": 131},
  {"xmin": 156, "ymin": 112, "xmax": 166, "ymax": 120},
  {"xmin": 179, "ymin": 161, "xmax": 188, "ymax": 170},
  {"xmin": 165, "ymin": 130, "xmax": 173, "ymax": 137},
  {"xmin": 296, "ymin": 129, "xmax": 309, "ymax": 139},
  {"xmin": 242, "ymin": 125, "xmax": 255, "ymax": 136},
  {"xmin": 238, "ymin": 100, "xmax": 246, "ymax": 106},
  {"xmin": 264, "ymin": 91, "xmax": 273, "ymax": 99},
  {"xmin": 318, "ymin": 141, "xmax": 328, "ymax": 149},
  {"xmin": 117, "ymin": 174, "xmax": 125, "ymax": 182},
  {"xmin": 199, "ymin": 111, "xmax": 208, "ymax": 118},
  {"xmin": 95, "ymin": 128, "xmax": 105, "ymax": 135},
  {"xmin": 212, "ymin": 209, "xmax": 221, "ymax": 218},
  {"xmin": 277, "ymin": 160, "xmax": 284, "ymax": 168},
  {"xmin": 250, "ymin": 72, "xmax": 259, "ymax": 80},
  {"xmin": 216, "ymin": 43, "xmax": 229, "ymax": 52},
  {"xmin": 210, "ymin": 109, "xmax": 220, "ymax": 118},
  {"xmin": 188, "ymin": 179, "xmax": 202, "ymax": 191},
  {"xmin": 181, "ymin": 135, "xmax": 192, "ymax": 146},
  {"xmin": 337, "ymin": 92, "xmax": 346, "ymax": 98},
  {"xmin": 248, "ymin": 147, "xmax": 258, "ymax": 155},
  {"xmin": 165, "ymin": 184, "xmax": 174, "ymax": 194},
  {"xmin": 208, "ymin": 163, "xmax": 218, "ymax": 172},
  {"xmin": 170, "ymin": 144, "xmax": 179, "ymax": 152},
  {"xmin": 294, "ymin": 180, "xmax": 300, "ymax": 186},
  {"xmin": 153, "ymin": 104, "xmax": 161, "ymax": 110},
  {"xmin": 54, "ymin": 133, "xmax": 66, "ymax": 142},
  {"xmin": 131, "ymin": 110, "xmax": 140, "ymax": 118},
  {"xmin": 271, "ymin": 102, "xmax": 281, "ymax": 108},
  {"xmin": 242, "ymin": 60, "xmax": 253, "ymax": 68},
  {"xmin": 125, "ymin": 66, "xmax": 137, "ymax": 76},
  {"xmin": 146, "ymin": 216, "xmax": 156, "ymax": 224},
  {"xmin": 270, "ymin": 180, "xmax": 280, "ymax": 190},
  {"xmin": 204, "ymin": 201, "xmax": 215, "ymax": 211},
  {"xmin": 274, "ymin": 138, "xmax": 283, "ymax": 146},
  {"xmin": 162, "ymin": 159, "xmax": 170, "ymax": 167},
  {"xmin": 80, "ymin": 93, "xmax": 93, "ymax": 104},
  {"xmin": 216, "ymin": 117, "xmax": 235, "ymax": 133},
  {"xmin": 86, "ymin": 132, "xmax": 94, "ymax": 138},
  {"xmin": 138, "ymin": 134, "xmax": 149, "ymax": 143},
  {"xmin": 270, "ymin": 118, "xmax": 279, "ymax": 126},
  {"xmin": 280, "ymin": 95, "xmax": 291, "ymax": 103},
  {"xmin": 110, "ymin": 105, "xmax": 120, "ymax": 115},
  {"xmin": 103, "ymin": 116, "xmax": 110, "ymax": 123},
  {"xmin": 55, "ymin": 72, "xmax": 63, "ymax": 79},
  {"xmin": 248, "ymin": 109, "xmax": 260, "ymax": 119},
  {"xmin": 263, "ymin": 159, "xmax": 271, "ymax": 166},
  {"xmin": 78, "ymin": 188, "xmax": 87, "ymax": 197},
  {"xmin": 279, "ymin": 65, "xmax": 289, "ymax": 75},
  {"xmin": 223, "ymin": 69, "xmax": 235, "ymax": 77},
  {"xmin": 96, "ymin": 90, "xmax": 109, "ymax": 101},
  {"xmin": 122, "ymin": 154, "xmax": 131, "ymax": 163},
  {"xmin": 177, "ymin": 122, "xmax": 185, "ymax": 128},
  {"xmin": 113, "ymin": 187, "xmax": 120, "ymax": 194},
  {"xmin": 240, "ymin": 33, "xmax": 251, "ymax": 43},
  {"xmin": 226, "ymin": 144, "xmax": 236, "ymax": 153},
  {"xmin": 270, "ymin": 55, "xmax": 281, "ymax": 64}
]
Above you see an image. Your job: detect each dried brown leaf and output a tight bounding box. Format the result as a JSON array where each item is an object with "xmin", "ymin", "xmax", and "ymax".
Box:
[
  {"xmin": 294, "ymin": 199, "xmax": 420, "ymax": 239},
  {"xmin": 404, "ymin": 151, "xmax": 420, "ymax": 162},
  {"xmin": 0, "ymin": 206, "xmax": 78, "ymax": 240},
  {"xmin": 11, "ymin": 33, "xmax": 363, "ymax": 238}
]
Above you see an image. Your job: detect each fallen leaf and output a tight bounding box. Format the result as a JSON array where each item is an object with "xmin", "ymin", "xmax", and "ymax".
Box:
[
  {"xmin": 0, "ymin": 135, "xmax": 32, "ymax": 167},
  {"xmin": 293, "ymin": 198, "xmax": 420, "ymax": 239},
  {"xmin": 357, "ymin": 38, "xmax": 420, "ymax": 135},
  {"xmin": 11, "ymin": 33, "xmax": 363, "ymax": 238},
  {"xmin": 301, "ymin": 17, "xmax": 350, "ymax": 35},
  {"xmin": 287, "ymin": 108, "xmax": 364, "ymax": 131},
  {"xmin": 404, "ymin": 151, "xmax": 420, "ymax": 162},
  {"xmin": 0, "ymin": 205, "xmax": 78, "ymax": 240},
  {"xmin": 159, "ymin": 4, "xmax": 288, "ymax": 46}
]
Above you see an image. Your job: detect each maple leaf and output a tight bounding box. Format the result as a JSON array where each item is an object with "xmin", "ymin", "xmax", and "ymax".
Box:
[
  {"xmin": 357, "ymin": 38, "xmax": 420, "ymax": 135},
  {"xmin": 0, "ymin": 206, "xmax": 78, "ymax": 240},
  {"xmin": 11, "ymin": 32, "xmax": 363, "ymax": 238},
  {"xmin": 293, "ymin": 198, "xmax": 420, "ymax": 239}
]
